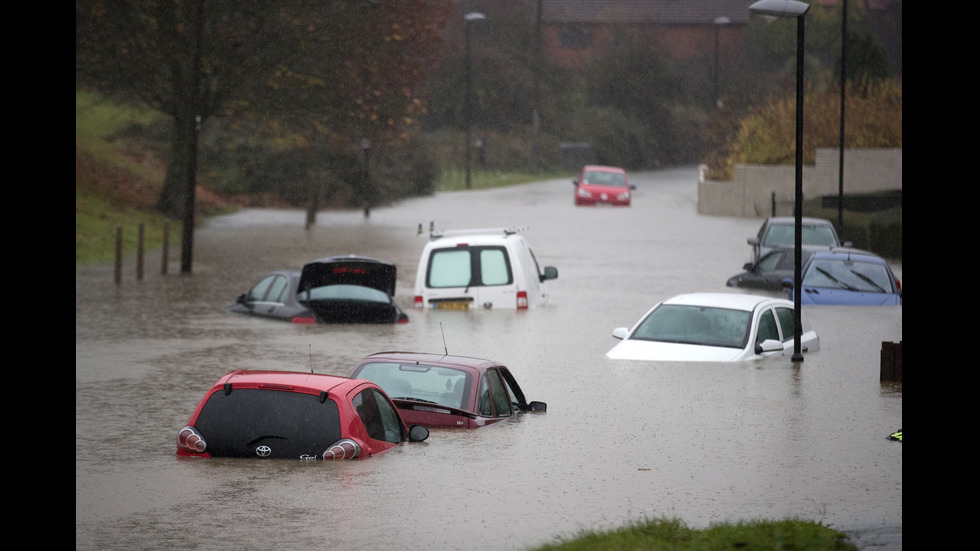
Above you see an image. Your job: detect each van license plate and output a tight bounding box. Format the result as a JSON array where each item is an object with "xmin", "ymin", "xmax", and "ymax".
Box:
[{"xmin": 434, "ymin": 301, "xmax": 470, "ymax": 310}]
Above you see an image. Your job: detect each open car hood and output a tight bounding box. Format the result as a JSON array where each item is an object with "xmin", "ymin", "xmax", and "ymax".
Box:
[{"xmin": 299, "ymin": 255, "xmax": 398, "ymax": 296}]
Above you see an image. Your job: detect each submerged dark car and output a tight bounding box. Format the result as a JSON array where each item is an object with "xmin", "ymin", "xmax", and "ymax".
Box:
[
  {"xmin": 726, "ymin": 246, "xmax": 820, "ymax": 291},
  {"xmin": 349, "ymin": 352, "xmax": 546, "ymax": 429},
  {"xmin": 228, "ymin": 255, "xmax": 409, "ymax": 324}
]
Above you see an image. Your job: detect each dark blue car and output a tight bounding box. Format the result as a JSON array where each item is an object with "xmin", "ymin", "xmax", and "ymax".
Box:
[{"xmin": 784, "ymin": 248, "xmax": 902, "ymax": 306}]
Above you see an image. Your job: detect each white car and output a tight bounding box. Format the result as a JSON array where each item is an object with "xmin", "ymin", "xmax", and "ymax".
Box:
[
  {"xmin": 606, "ymin": 292, "xmax": 820, "ymax": 362},
  {"xmin": 413, "ymin": 226, "xmax": 558, "ymax": 310}
]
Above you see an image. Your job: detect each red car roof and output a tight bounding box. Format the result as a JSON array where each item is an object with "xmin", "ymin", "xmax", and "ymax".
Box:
[{"xmin": 211, "ymin": 370, "xmax": 363, "ymax": 395}]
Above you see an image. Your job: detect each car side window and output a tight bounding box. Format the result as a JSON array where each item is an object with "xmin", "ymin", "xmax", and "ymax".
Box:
[
  {"xmin": 756, "ymin": 310, "xmax": 779, "ymax": 344},
  {"xmin": 488, "ymin": 369, "xmax": 513, "ymax": 418},
  {"xmin": 774, "ymin": 307, "xmax": 795, "ymax": 342},
  {"xmin": 247, "ymin": 275, "xmax": 277, "ymax": 301},
  {"xmin": 478, "ymin": 375, "xmax": 492, "ymax": 416},
  {"xmin": 266, "ymin": 275, "xmax": 290, "ymax": 304},
  {"xmin": 353, "ymin": 388, "xmax": 403, "ymax": 444}
]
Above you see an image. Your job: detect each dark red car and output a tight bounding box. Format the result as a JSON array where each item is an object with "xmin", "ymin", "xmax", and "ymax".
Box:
[
  {"xmin": 176, "ymin": 370, "xmax": 428, "ymax": 460},
  {"xmin": 348, "ymin": 352, "xmax": 546, "ymax": 429},
  {"xmin": 572, "ymin": 165, "xmax": 635, "ymax": 206}
]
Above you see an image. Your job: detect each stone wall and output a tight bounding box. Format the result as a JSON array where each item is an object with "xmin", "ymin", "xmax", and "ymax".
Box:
[{"xmin": 698, "ymin": 148, "xmax": 902, "ymax": 218}]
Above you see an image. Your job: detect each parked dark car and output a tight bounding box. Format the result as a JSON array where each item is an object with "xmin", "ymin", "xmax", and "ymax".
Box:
[
  {"xmin": 349, "ymin": 352, "xmax": 546, "ymax": 429},
  {"xmin": 747, "ymin": 217, "xmax": 848, "ymax": 264},
  {"xmin": 228, "ymin": 255, "xmax": 409, "ymax": 324},
  {"xmin": 176, "ymin": 370, "xmax": 429, "ymax": 460},
  {"xmin": 726, "ymin": 246, "xmax": 820, "ymax": 291}
]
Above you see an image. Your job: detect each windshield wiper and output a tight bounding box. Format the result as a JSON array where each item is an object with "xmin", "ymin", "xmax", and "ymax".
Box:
[
  {"xmin": 849, "ymin": 270, "xmax": 886, "ymax": 292},
  {"xmin": 814, "ymin": 267, "xmax": 858, "ymax": 290}
]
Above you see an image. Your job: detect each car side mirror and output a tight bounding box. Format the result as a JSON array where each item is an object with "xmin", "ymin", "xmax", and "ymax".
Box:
[
  {"xmin": 754, "ymin": 339, "xmax": 784, "ymax": 354},
  {"xmin": 612, "ymin": 327, "xmax": 629, "ymax": 340},
  {"xmin": 528, "ymin": 401, "xmax": 547, "ymax": 412},
  {"xmin": 743, "ymin": 262, "xmax": 753, "ymax": 270},
  {"xmin": 541, "ymin": 266, "xmax": 558, "ymax": 281},
  {"xmin": 572, "ymin": 179, "xmax": 579, "ymax": 186},
  {"xmin": 781, "ymin": 278, "xmax": 794, "ymax": 289},
  {"xmin": 236, "ymin": 293, "xmax": 247, "ymax": 305},
  {"xmin": 408, "ymin": 425, "xmax": 429, "ymax": 442},
  {"xmin": 747, "ymin": 237, "xmax": 759, "ymax": 246}
]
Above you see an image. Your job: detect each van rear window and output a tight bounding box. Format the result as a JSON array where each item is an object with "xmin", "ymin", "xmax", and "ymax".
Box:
[{"xmin": 427, "ymin": 246, "xmax": 512, "ymax": 288}]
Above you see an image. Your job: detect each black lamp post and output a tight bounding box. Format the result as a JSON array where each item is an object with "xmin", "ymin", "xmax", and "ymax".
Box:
[
  {"xmin": 749, "ymin": 0, "xmax": 809, "ymax": 363},
  {"xmin": 713, "ymin": 16, "xmax": 730, "ymax": 108},
  {"xmin": 361, "ymin": 138, "xmax": 371, "ymax": 218},
  {"xmin": 464, "ymin": 12, "xmax": 485, "ymax": 190}
]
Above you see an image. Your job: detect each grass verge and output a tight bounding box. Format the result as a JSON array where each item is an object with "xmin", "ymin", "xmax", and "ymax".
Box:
[{"xmin": 530, "ymin": 517, "xmax": 858, "ymax": 551}]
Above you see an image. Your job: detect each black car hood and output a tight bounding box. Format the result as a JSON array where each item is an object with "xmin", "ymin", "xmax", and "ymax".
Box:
[{"xmin": 299, "ymin": 255, "xmax": 398, "ymax": 296}]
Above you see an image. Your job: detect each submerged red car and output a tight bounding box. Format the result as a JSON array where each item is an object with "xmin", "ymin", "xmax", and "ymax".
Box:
[
  {"xmin": 573, "ymin": 165, "xmax": 635, "ymax": 206},
  {"xmin": 176, "ymin": 370, "xmax": 428, "ymax": 460},
  {"xmin": 348, "ymin": 352, "xmax": 546, "ymax": 429}
]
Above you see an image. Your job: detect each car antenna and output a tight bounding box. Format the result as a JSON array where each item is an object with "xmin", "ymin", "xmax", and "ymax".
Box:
[
  {"xmin": 440, "ymin": 323, "xmax": 449, "ymax": 356},
  {"xmin": 309, "ymin": 344, "xmax": 314, "ymax": 374}
]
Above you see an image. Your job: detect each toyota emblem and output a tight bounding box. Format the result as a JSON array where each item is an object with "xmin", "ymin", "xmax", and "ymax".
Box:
[{"xmin": 255, "ymin": 445, "xmax": 272, "ymax": 457}]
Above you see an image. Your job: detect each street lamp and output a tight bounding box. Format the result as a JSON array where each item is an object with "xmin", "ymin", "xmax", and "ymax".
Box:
[
  {"xmin": 464, "ymin": 12, "xmax": 486, "ymax": 190},
  {"xmin": 713, "ymin": 16, "xmax": 730, "ymax": 108},
  {"xmin": 749, "ymin": 0, "xmax": 809, "ymax": 363}
]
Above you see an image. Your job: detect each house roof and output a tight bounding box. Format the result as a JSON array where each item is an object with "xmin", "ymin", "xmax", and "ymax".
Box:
[{"xmin": 542, "ymin": 0, "xmax": 755, "ymax": 26}]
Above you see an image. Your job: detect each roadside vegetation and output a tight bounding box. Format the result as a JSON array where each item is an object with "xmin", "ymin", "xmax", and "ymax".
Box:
[{"xmin": 529, "ymin": 517, "xmax": 859, "ymax": 551}]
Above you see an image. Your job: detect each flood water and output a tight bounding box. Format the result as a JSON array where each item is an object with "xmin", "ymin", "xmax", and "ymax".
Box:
[{"xmin": 76, "ymin": 167, "xmax": 901, "ymax": 550}]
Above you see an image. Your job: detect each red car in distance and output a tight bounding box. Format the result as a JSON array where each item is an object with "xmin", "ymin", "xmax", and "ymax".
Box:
[
  {"xmin": 349, "ymin": 352, "xmax": 546, "ymax": 429},
  {"xmin": 177, "ymin": 370, "xmax": 428, "ymax": 460},
  {"xmin": 573, "ymin": 165, "xmax": 635, "ymax": 206}
]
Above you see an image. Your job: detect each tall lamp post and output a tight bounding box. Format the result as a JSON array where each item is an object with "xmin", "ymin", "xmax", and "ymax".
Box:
[
  {"xmin": 464, "ymin": 12, "xmax": 485, "ymax": 190},
  {"xmin": 749, "ymin": 0, "xmax": 809, "ymax": 363},
  {"xmin": 713, "ymin": 16, "xmax": 730, "ymax": 108}
]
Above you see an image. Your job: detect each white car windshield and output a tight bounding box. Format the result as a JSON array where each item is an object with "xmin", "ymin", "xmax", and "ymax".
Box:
[{"xmin": 630, "ymin": 304, "xmax": 751, "ymax": 349}]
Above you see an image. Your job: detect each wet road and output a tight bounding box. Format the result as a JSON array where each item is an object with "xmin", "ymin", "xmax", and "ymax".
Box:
[{"xmin": 76, "ymin": 166, "xmax": 901, "ymax": 550}]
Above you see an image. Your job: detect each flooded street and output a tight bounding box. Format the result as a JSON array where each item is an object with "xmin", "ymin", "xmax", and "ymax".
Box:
[{"xmin": 76, "ymin": 167, "xmax": 901, "ymax": 550}]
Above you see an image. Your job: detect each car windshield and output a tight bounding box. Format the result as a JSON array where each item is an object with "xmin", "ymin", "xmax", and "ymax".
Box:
[
  {"xmin": 584, "ymin": 171, "xmax": 625, "ymax": 187},
  {"xmin": 304, "ymin": 284, "xmax": 389, "ymax": 304},
  {"xmin": 630, "ymin": 304, "xmax": 751, "ymax": 349},
  {"xmin": 355, "ymin": 362, "xmax": 470, "ymax": 410},
  {"xmin": 802, "ymin": 259, "xmax": 894, "ymax": 293},
  {"xmin": 764, "ymin": 224, "xmax": 838, "ymax": 248},
  {"xmin": 194, "ymin": 388, "xmax": 342, "ymax": 458}
]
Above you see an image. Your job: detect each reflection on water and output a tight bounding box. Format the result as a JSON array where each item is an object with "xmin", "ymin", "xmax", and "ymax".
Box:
[{"xmin": 76, "ymin": 168, "xmax": 900, "ymax": 550}]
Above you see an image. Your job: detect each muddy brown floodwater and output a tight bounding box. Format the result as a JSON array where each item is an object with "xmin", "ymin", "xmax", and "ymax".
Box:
[{"xmin": 76, "ymin": 167, "xmax": 901, "ymax": 550}]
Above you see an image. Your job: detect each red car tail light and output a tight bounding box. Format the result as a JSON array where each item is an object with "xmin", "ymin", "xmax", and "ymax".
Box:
[
  {"xmin": 414, "ymin": 296, "xmax": 424, "ymax": 309},
  {"xmin": 291, "ymin": 316, "xmax": 317, "ymax": 324},
  {"xmin": 894, "ymin": 277, "xmax": 901, "ymax": 291},
  {"xmin": 177, "ymin": 426, "xmax": 207, "ymax": 454},
  {"xmin": 322, "ymin": 438, "xmax": 361, "ymax": 460},
  {"xmin": 516, "ymin": 291, "xmax": 528, "ymax": 309}
]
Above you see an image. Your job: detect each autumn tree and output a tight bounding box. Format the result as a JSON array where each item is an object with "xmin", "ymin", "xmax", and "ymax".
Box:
[{"xmin": 76, "ymin": 0, "xmax": 450, "ymax": 272}]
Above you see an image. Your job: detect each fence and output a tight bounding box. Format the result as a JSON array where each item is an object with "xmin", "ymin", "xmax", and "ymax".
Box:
[{"xmin": 114, "ymin": 222, "xmax": 172, "ymax": 284}]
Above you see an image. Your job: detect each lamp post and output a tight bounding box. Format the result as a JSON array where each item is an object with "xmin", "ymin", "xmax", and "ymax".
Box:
[
  {"xmin": 838, "ymin": 0, "xmax": 848, "ymax": 232},
  {"xmin": 713, "ymin": 16, "xmax": 730, "ymax": 108},
  {"xmin": 464, "ymin": 12, "xmax": 485, "ymax": 190},
  {"xmin": 749, "ymin": 0, "xmax": 809, "ymax": 363},
  {"xmin": 361, "ymin": 137, "xmax": 371, "ymax": 218}
]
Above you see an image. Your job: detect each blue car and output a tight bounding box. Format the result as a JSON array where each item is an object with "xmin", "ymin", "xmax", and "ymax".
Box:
[{"xmin": 784, "ymin": 248, "xmax": 902, "ymax": 306}]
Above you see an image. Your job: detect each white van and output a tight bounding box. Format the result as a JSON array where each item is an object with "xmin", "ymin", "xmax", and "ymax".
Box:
[{"xmin": 413, "ymin": 226, "xmax": 558, "ymax": 310}]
